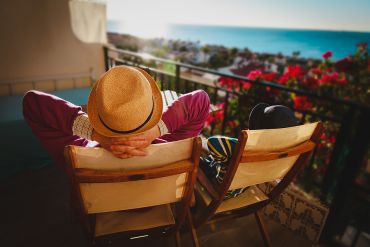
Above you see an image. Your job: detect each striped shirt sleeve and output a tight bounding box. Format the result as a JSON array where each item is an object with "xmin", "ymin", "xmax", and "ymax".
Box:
[
  {"xmin": 158, "ymin": 119, "xmax": 169, "ymax": 136},
  {"xmin": 72, "ymin": 114, "xmax": 93, "ymax": 140}
]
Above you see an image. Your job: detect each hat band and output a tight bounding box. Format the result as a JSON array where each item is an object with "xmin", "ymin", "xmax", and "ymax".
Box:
[{"xmin": 98, "ymin": 99, "xmax": 154, "ymax": 134}]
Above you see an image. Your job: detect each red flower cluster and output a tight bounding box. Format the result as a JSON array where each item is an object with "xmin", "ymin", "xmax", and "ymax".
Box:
[
  {"xmin": 320, "ymin": 132, "xmax": 336, "ymax": 145},
  {"xmin": 205, "ymin": 103, "xmax": 225, "ymax": 127},
  {"xmin": 319, "ymin": 72, "xmax": 348, "ymax": 86},
  {"xmin": 261, "ymin": 72, "xmax": 276, "ymax": 81},
  {"xmin": 219, "ymin": 76, "xmax": 252, "ymax": 92},
  {"xmin": 302, "ymin": 75, "xmax": 319, "ymax": 90},
  {"xmin": 322, "ymin": 51, "xmax": 333, "ymax": 59},
  {"xmin": 293, "ymin": 95, "xmax": 313, "ymax": 110},
  {"xmin": 278, "ymin": 65, "xmax": 303, "ymax": 84},
  {"xmin": 335, "ymin": 57, "xmax": 354, "ymax": 73},
  {"xmin": 246, "ymin": 70, "xmax": 277, "ymax": 82},
  {"xmin": 242, "ymin": 81, "xmax": 252, "ymax": 90},
  {"xmin": 246, "ymin": 70, "xmax": 262, "ymax": 80},
  {"xmin": 310, "ymin": 67, "xmax": 323, "ymax": 75},
  {"xmin": 219, "ymin": 76, "xmax": 237, "ymax": 90}
]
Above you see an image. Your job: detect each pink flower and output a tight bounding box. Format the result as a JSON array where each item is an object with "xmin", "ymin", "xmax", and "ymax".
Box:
[
  {"xmin": 246, "ymin": 70, "xmax": 262, "ymax": 80},
  {"xmin": 319, "ymin": 74, "xmax": 331, "ymax": 85},
  {"xmin": 331, "ymin": 72, "xmax": 339, "ymax": 81},
  {"xmin": 322, "ymin": 51, "xmax": 332, "ymax": 59},
  {"xmin": 278, "ymin": 74, "xmax": 289, "ymax": 84},
  {"xmin": 242, "ymin": 81, "xmax": 252, "ymax": 89}
]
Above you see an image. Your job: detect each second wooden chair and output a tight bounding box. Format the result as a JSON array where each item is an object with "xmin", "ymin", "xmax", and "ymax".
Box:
[{"xmin": 194, "ymin": 122, "xmax": 324, "ymax": 247}]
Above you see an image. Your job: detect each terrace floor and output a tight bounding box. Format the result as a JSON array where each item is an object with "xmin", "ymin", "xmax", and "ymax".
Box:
[{"xmin": 0, "ymin": 164, "xmax": 319, "ymax": 247}]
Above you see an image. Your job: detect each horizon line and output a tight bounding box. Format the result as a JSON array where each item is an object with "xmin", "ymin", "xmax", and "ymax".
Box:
[{"xmin": 107, "ymin": 19, "xmax": 370, "ymax": 34}]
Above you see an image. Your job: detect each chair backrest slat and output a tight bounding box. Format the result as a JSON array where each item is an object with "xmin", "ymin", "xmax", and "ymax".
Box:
[
  {"xmin": 73, "ymin": 138, "xmax": 194, "ymax": 170},
  {"xmin": 228, "ymin": 122, "xmax": 320, "ymax": 191},
  {"xmin": 75, "ymin": 160, "xmax": 193, "ymax": 183},
  {"xmin": 79, "ymin": 173, "xmax": 187, "ymax": 213},
  {"xmin": 65, "ymin": 138, "xmax": 200, "ymax": 214},
  {"xmin": 241, "ymin": 140, "xmax": 315, "ymax": 163},
  {"xmin": 244, "ymin": 122, "xmax": 318, "ymax": 151}
]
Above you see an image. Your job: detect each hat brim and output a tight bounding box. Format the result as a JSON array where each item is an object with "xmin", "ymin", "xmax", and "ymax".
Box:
[
  {"xmin": 248, "ymin": 103, "xmax": 269, "ymax": 130},
  {"xmin": 87, "ymin": 67, "xmax": 163, "ymax": 137}
]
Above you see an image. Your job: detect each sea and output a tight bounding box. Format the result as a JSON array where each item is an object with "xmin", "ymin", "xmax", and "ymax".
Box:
[{"xmin": 107, "ymin": 21, "xmax": 370, "ymax": 60}]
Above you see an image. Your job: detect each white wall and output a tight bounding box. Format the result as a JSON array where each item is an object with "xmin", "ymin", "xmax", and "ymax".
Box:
[{"xmin": 0, "ymin": 0, "xmax": 106, "ymax": 95}]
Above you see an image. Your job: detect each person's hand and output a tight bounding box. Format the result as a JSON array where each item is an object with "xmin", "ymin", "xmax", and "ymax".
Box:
[
  {"xmin": 110, "ymin": 124, "xmax": 161, "ymax": 157},
  {"xmin": 91, "ymin": 130, "xmax": 148, "ymax": 158},
  {"xmin": 91, "ymin": 125, "xmax": 160, "ymax": 159}
]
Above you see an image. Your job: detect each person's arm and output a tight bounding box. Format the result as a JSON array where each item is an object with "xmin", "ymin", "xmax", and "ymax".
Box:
[{"xmin": 72, "ymin": 113, "xmax": 159, "ymax": 158}]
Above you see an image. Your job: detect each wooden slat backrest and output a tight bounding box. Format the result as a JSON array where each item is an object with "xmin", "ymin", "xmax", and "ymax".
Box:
[
  {"xmin": 228, "ymin": 122, "xmax": 319, "ymax": 190},
  {"xmin": 65, "ymin": 138, "xmax": 201, "ymax": 214}
]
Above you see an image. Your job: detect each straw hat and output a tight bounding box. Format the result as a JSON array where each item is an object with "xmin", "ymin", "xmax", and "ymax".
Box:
[{"xmin": 88, "ymin": 66, "xmax": 163, "ymax": 137}]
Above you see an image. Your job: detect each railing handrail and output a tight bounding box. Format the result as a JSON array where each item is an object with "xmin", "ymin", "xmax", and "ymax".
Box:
[{"xmin": 107, "ymin": 46, "xmax": 370, "ymax": 110}]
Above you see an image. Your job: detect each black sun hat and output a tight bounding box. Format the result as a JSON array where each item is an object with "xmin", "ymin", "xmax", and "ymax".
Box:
[{"xmin": 248, "ymin": 103, "xmax": 299, "ymax": 130}]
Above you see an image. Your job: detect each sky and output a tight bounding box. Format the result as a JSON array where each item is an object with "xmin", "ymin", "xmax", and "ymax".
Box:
[{"xmin": 107, "ymin": 0, "xmax": 370, "ymax": 32}]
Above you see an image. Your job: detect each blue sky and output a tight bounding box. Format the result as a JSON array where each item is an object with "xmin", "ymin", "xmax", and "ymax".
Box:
[{"xmin": 107, "ymin": 0, "xmax": 370, "ymax": 32}]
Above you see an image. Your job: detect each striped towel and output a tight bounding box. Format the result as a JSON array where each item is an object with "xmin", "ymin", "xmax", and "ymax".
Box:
[{"xmin": 200, "ymin": 136, "xmax": 248, "ymax": 200}]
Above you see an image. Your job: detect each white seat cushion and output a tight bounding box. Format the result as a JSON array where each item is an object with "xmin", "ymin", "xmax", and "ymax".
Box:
[
  {"xmin": 196, "ymin": 182, "xmax": 268, "ymax": 213},
  {"xmin": 94, "ymin": 204, "xmax": 175, "ymax": 237}
]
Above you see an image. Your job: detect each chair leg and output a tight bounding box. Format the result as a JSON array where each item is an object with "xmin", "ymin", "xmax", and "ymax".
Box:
[
  {"xmin": 254, "ymin": 210, "xmax": 272, "ymax": 247},
  {"xmin": 186, "ymin": 208, "xmax": 200, "ymax": 247},
  {"xmin": 175, "ymin": 230, "xmax": 182, "ymax": 247}
]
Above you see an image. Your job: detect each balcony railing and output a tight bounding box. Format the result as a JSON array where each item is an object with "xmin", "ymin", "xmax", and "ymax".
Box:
[{"xmin": 103, "ymin": 46, "xmax": 370, "ymax": 242}]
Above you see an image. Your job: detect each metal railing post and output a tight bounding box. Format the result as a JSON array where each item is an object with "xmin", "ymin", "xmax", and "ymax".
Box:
[
  {"xmin": 103, "ymin": 46, "xmax": 109, "ymax": 71},
  {"xmin": 221, "ymin": 91, "xmax": 230, "ymax": 135},
  {"xmin": 320, "ymin": 107, "xmax": 356, "ymax": 201},
  {"xmin": 175, "ymin": 64, "xmax": 180, "ymax": 92},
  {"xmin": 321, "ymin": 108, "xmax": 370, "ymax": 243}
]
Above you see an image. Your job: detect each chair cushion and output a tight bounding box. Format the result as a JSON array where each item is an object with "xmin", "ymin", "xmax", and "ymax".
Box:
[
  {"xmin": 196, "ymin": 182, "xmax": 268, "ymax": 213},
  {"xmin": 94, "ymin": 204, "xmax": 175, "ymax": 237}
]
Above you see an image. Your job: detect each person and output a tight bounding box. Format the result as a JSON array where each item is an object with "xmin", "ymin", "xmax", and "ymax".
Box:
[
  {"xmin": 23, "ymin": 66, "xmax": 210, "ymax": 168},
  {"xmin": 200, "ymin": 103, "xmax": 299, "ymax": 200}
]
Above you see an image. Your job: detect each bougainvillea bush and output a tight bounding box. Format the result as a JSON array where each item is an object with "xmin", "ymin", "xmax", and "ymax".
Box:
[{"xmin": 204, "ymin": 43, "xmax": 370, "ymax": 198}]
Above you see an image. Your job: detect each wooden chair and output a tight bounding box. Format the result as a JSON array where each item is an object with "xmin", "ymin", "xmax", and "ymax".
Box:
[
  {"xmin": 194, "ymin": 122, "xmax": 324, "ymax": 247},
  {"xmin": 64, "ymin": 137, "xmax": 202, "ymax": 246}
]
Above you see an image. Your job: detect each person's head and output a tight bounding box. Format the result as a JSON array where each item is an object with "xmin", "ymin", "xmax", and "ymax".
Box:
[
  {"xmin": 248, "ymin": 103, "xmax": 299, "ymax": 130},
  {"xmin": 87, "ymin": 66, "xmax": 163, "ymax": 137}
]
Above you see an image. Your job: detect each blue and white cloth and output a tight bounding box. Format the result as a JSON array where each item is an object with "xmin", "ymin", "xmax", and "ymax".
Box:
[{"xmin": 200, "ymin": 136, "xmax": 248, "ymax": 200}]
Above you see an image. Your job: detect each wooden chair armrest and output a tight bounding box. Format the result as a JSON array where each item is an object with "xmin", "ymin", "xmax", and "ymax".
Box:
[{"xmin": 197, "ymin": 169, "xmax": 220, "ymax": 199}]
